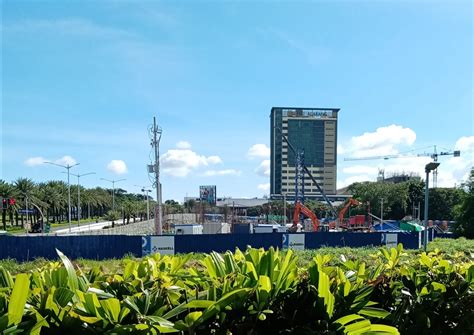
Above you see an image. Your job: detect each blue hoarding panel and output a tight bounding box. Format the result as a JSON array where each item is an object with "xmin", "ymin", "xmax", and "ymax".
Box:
[
  {"xmin": 0, "ymin": 235, "xmax": 142, "ymax": 261},
  {"xmin": 0, "ymin": 231, "xmax": 424, "ymax": 262}
]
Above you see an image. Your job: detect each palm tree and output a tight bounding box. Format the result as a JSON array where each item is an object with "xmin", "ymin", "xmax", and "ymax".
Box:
[
  {"xmin": 38, "ymin": 181, "xmax": 65, "ymax": 223},
  {"xmin": 122, "ymin": 200, "xmax": 137, "ymax": 224},
  {"xmin": 14, "ymin": 178, "xmax": 39, "ymax": 228},
  {"xmin": 81, "ymin": 189, "xmax": 97, "ymax": 220},
  {"xmin": 0, "ymin": 180, "xmax": 17, "ymax": 229}
]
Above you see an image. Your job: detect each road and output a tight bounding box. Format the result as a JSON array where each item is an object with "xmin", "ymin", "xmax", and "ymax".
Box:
[{"xmin": 54, "ymin": 220, "xmax": 115, "ymax": 234}]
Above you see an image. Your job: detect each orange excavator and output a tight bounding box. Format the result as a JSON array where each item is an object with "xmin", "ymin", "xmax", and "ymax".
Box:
[
  {"xmin": 337, "ymin": 198, "xmax": 361, "ymax": 228},
  {"xmin": 290, "ymin": 201, "xmax": 320, "ymax": 232}
]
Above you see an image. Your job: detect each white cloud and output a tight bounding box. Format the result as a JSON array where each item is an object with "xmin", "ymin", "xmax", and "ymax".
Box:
[
  {"xmin": 55, "ymin": 155, "xmax": 77, "ymax": 166},
  {"xmin": 161, "ymin": 148, "xmax": 223, "ymax": 177},
  {"xmin": 258, "ymin": 183, "xmax": 270, "ymax": 192},
  {"xmin": 342, "ymin": 165, "xmax": 379, "ymax": 175},
  {"xmin": 176, "ymin": 141, "xmax": 191, "ymax": 149},
  {"xmin": 455, "ymin": 136, "xmax": 474, "ymax": 152},
  {"xmin": 337, "ymin": 144, "xmax": 345, "ymax": 155},
  {"xmin": 338, "ymin": 175, "xmax": 373, "ymax": 189},
  {"xmin": 25, "ymin": 155, "xmax": 78, "ymax": 167},
  {"xmin": 248, "ymin": 144, "xmax": 270, "ymax": 159},
  {"xmin": 107, "ymin": 160, "xmax": 128, "ymax": 175},
  {"xmin": 202, "ymin": 169, "xmax": 241, "ymax": 177},
  {"xmin": 348, "ymin": 125, "xmax": 416, "ymax": 158},
  {"xmin": 24, "ymin": 156, "xmax": 46, "ymax": 167},
  {"xmin": 255, "ymin": 159, "xmax": 270, "ymax": 177},
  {"xmin": 207, "ymin": 156, "xmax": 223, "ymax": 164}
]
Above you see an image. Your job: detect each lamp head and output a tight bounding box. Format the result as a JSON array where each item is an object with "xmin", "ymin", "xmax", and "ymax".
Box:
[{"xmin": 425, "ymin": 162, "xmax": 440, "ymax": 173}]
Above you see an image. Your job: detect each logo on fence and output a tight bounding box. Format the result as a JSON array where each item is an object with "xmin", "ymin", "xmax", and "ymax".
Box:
[
  {"xmin": 142, "ymin": 236, "xmax": 175, "ymax": 256},
  {"xmin": 381, "ymin": 233, "xmax": 398, "ymax": 249},
  {"xmin": 282, "ymin": 234, "xmax": 305, "ymax": 250}
]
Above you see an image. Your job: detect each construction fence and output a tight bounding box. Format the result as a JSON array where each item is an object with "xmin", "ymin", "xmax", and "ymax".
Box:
[{"xmin": 0, "ymin": 230, "xmax": 439, "ymax": 262}]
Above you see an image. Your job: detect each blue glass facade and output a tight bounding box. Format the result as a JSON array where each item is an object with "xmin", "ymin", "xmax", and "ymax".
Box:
[{"xmin": 270, "ymin": 107, "xmax": 339, "ymax": 199}]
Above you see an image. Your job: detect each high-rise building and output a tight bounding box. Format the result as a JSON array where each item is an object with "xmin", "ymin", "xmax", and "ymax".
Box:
[{"xmin": 270, "ymin": 107, "xmax": 339, "ymax": 199}]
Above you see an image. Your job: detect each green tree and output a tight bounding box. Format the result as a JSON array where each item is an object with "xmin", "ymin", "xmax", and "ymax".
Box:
[
  {"xmin": 0, "ymin": 180, "xmax": 16, "ymax": 229},
  {"xmin": 453, "ymin": 167, "xmax": 474, "ymax": 238},
  {"xmin": 105, "ymin": 210, "xmax": 120, "ymax": 228},
  {"xmin": 348, "ymin": 181, "xmax": 408, "ymax": 220},
  {"xmin": 428, "ymin": 187, "xmax": 464, "ymax": 220},
  {"xmin": 246, "ymin": 206, "xmax": 262, "ymax": 217},
  {"xmin": 14, "ymin": 178, "xmax": 40, "ymax": 227}
]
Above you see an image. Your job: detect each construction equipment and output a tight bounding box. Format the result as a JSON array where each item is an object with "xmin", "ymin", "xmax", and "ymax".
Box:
[
  {"xmin": 277, "ymin": 128, "xmax": 338, "ymax": 219},
  {"xmin": 343, "ymin": 145, "xmax": 460, "ymax": 187},
  {"xmin": 338, "ymin": 198, "xmax": 361, "ymax": 224},
  {"xmin": 290, "ymin": 201, "xmax": 320, "ymax": 232}
]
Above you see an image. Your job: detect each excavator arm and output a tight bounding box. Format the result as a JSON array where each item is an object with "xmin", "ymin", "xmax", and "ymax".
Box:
[
  {"xmin": 338, "ymin": 198, "xmax": 361, "ymax": 224},
  {"xmin": 292, "ymin": 201, "xmax": 320, "ymax": 232}
]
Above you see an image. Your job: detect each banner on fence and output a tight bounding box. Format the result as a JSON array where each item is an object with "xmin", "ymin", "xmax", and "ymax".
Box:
[
  {"xmin": 381, "ymin": 233, "xmax": 398, "ymax": 249},
  {"xmin": 282, "ymin": 234, "xmax": 305, "ymax": 250},
  {"xmin": 142, "ymin": 236, "xmax": 175, "ymax": 256}
]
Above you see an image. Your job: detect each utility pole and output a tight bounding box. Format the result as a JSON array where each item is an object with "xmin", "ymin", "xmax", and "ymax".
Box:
[
  {"xmin": 45, "ymin": 161, "xmax": 79, "ymax": 233},
  {"xmin": 25, "ymin": 196, "xmax": 29, "ymax": 235},
  {"xmin": 380, "ymin": 198, "xmax": 384, "ymax": 224},
  {"xmin": 151, "ymin": 116, "xmax": 163, "ymax": 234},
  {"xmin": 134, "ymin": 185, "xmax": 152, "ymax": 222},
  {"xmin": 100, "ymin": 178, "xmax": 126, "ymax": 210},
  {"xmin": 66, "ymin": 172, "xmax": 95, "ymax": 226},
  {"xmin": 424, "ymin": 162, "xmax": 440, "ymax": 251}
]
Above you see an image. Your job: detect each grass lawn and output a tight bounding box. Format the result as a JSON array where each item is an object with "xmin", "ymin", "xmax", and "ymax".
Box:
[{"xmin": 0, "ymin": 237, "xmax": 472, "ymax": 275}]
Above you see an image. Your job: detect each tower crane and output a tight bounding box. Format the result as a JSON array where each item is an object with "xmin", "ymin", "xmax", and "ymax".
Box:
[
  {"xmin": 276, "ymin": 127, "xmax": 339, "ymax": 231},
  {"xmin": 344, "ymin": 146, "xmax": 460, "ymax": 187}
]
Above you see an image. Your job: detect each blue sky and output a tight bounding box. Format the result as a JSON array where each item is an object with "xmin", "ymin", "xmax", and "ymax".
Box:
[{"xmin": 1, "ymin": 0, "xmax": 473, "ymax": 201}]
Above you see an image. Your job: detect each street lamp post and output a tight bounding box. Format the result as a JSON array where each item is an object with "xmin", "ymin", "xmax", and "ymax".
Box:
[
  {"xmin": 424, "ymin": 162, "xmax": 440, "ymax": 251},
  {"xmin": 44, "ymin": 161, "xmax": 79, "ymax": 233},
  {"xmin": 100, "ymin": 178, "xmax": 126, "ymax": 210},
  {"xmin": 135, "ymin": 185, "xmax": 152, "ymax": 222},
  {"xmin": 66, "ymin": 172, "xmax": 95, "ymax": 225},
  {"xmin": 143, "ymin": 189, "xmax": 151, "ymax": 221}
]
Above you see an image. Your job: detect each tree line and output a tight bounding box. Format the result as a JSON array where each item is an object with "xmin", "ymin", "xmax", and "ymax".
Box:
[{"xmin": 0, "ymin": 178, "xmax": 155, "ymax": 230}]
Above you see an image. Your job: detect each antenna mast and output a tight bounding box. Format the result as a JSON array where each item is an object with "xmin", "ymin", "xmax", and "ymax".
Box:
[{"xmin": 151, "ymin": 117, "xmax": 163, "ymax": 234}]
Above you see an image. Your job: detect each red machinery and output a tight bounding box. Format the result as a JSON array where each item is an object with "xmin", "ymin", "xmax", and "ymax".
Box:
[
  {"xmin": 338, "ymin": 198, "xmax": 361, "ymax": 223},
  {"xmin": 291, "ymin": 201, "xmax": 320, "ymax": 232},
  {"xmin": 327, "ymin": 198, "xmax": 362, "ymax": 229}
]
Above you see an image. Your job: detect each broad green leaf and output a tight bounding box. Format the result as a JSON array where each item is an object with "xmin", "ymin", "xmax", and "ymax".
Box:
[
  {"xmin": 344, "ymin": 319, "xmax": 371, "ymax": 334},
  {"xmin": 56, "ymin": 249, "xmax": 79, "ymax": 291},
  {"xmin": 431, "ymin": 282, "xmax": 446, "ymax": 293},
  {"xmin": 53, "ymin": 287, "xmax": 75, "ymax": 308},
  {"xmin": 185, "ymin": 311, "xmax": 202, "ymax": 325},
  {"xmin": 318, "ymin": 269, "xmax": 335, "ymax": 317},
  {"xmin": 29, "ymin": 310, "xmax": 49, "ymax": 335},
  {"xmin": 258, "ymin": 275, "xmax": 271, "ymax": 293},
  {"xmin": 335, "ymin": 314, "xmax": 365, "ymax": 329},
  {"xmin": 84, "ymin": 292, "xmax": 101, "ymax": 316},
  {"xmin": 100, "ymin": 298, "xmax": 121, "ymax": 323},
  {"xmin": 184, "ymin": 300, "xmax": 214, "ymax": 309},
  {"xmin": 0, "ymin": 267, "xmax": 14, "ymax": 288},
  {"xmin": 369, "ymin": 324, "xmax": 400, "ymax": 334},
  {"xmin": 358, "ymin": 307, "xmax": 390, "ymax": 319},
  {"xmin": 468, "ymin": 264, "xmax": 474, "ymax": 283},
  {"xmin": 8, "ymin": 273, "xmax": 29, "ymax": 326},
  {"xmin": 344, "ymin": 280, "xmax": 351, "ymax": 297},
  {"xmin": 143, "ymin": 316, "xmax": 177, "ymax": 332}
]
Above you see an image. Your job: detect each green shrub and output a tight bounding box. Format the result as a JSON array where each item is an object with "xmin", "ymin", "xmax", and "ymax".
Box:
[{"xmin": 0, "ymin": 245, "xmax": 472, "ymax": 334}]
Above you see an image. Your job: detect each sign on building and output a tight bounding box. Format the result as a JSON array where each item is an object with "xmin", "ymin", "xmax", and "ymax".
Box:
[
  {"xmin": 142, "ymin": 236, "xmax": 175, "ymax": 256},
  {"xmin": 199, "ymin": 185, "xmax": 216, "ymax": 205},
  {"xmin": 282, "ymin": 234, "xmax": 305, "ymax": 250}
]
